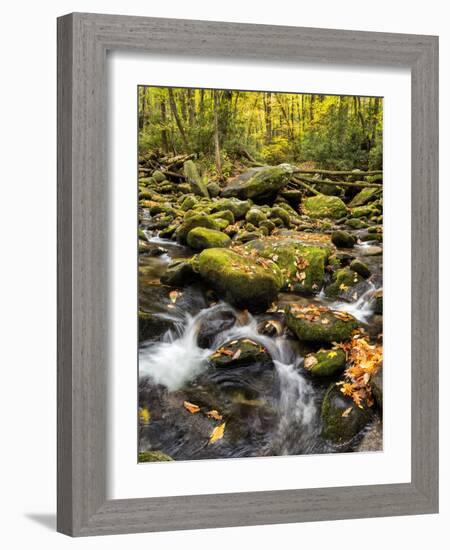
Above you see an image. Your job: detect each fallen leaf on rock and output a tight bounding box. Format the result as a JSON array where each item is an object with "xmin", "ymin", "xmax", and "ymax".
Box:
[
  {"xmin": 231, "ymin": 349, "xmax": 242, "ymax": 360},
  {"xmin": 183, "ymin": 401, "xmax": 200, "ymax": 414},
  {"xmin": 342, "ymin": 407, "xmax": 353, "ymax": 418},
  {"xmin": 206, "ymin": 410, "xmax": 223, "ymax": 421},
  {"xmin": 209, "ymin": 422, "xmax": 226, "ymax": 444},
  {"xmin": 139, "ymin": 407, "xmax": 151, "ymax": 424},
  {"xmin": 169, "ymin": 290, "xmax": 180, "ymax": 303},
  {"xmin": 328, "ymin": 351, "xmax": 337, "ymax": 358},
  {"xmin": 304, "ymin": 355, "xmax": 318, "ymax": 370}
]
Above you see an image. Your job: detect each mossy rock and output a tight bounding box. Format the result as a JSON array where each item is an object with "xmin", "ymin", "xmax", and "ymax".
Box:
[
  {"xmin": 370, "ymin": 288, "xmax": 383, "ymax": 314},
  {"xmin": 214, "ymin": 218, "xmax": 231, "ymax": 230},
  {"xmin": 346, "ymin": 218, "xmax": 368, "ymax": 229},
  {"xmin": 175, "ymin": 213, "xmax": 220, "ymax": 244},
  {"xmin": 184, "ymin": 160, "xmax": 209, "ymax": 198},
  {"xmin": 180, "ymin": 195, "xmax": 198, "ymax": 211},
  {"xmin": 152, "ymin": 170, "xmax": 166, "ymax": 183},
  {"xmin": 187, "ymin": 227, "xmax": 231, "ymax": 250},
  {"xmin": 222, "ymin": 164, "xmax": 294, "ymax": 202},
  {"xmin": 139, "ymin": 176, "xmax": 157, "ymax": 187},
  {"xmin": 139, "ymin": 450, "xmax": 173, "ymax": 462},
  {"xmin": 303, "ymin": 348, "xmax": 347, "ymax": 377},
  {"xmin": 321, "ymin": 383, "xmax": 373, "ymax": 443},
  {"xmin": 246, "ymin": 237, "xmax": 331, "ymax": 295},
  {"xmin": 207, "ymin": 182, "xmax": 221, "ymax": 197},
  {"xmin": 302, "ymin": 194, "xmax": 347, "ymax": 219},
  {"xmin": 245, "ymin": 207, "xmax": 267, "ymax": 226},
  {"xmin": 349, "ymin": 259, "xmax": 371, "ymax": 279},
  {"xmin": 270, "ymin": 206, "xmax": 291, "ymax": 227},
  {"xmin": 210, "ymin": 209, "xmax": 235, "ymax": 224},
  {"xmin": 285, "ymin": 304, "xmax": 358, "ymax": 343},
  {"xmin": 158, "ymin": 224, "xmax": 178, "ymax": 239},
  {"xmin": 259, "ymin": 219, "xmax": 276, "ymax": 234},
  {"xmin": 160, "ymin": 258, "xmax": 198, "ymax": 286},
  {"xmin": 209, "ymin": 338, "xmax": 273, "ymax": 369},
  {"xmin": 139, "ymin": 190, "xmax": 154, "ymax": 200},
  {"xmin": 351, "ymin": 204, "xmax": 379, "ymax": 218},
  {"xmin": 149, "ymin": 203, "xmax": 176, "ymax": 217},
  {"xmin": 197, "ymin": 248, "xmax": 282, "ymax": 312},
  {"xmin": 138, "ymin": 229, "xmax": 147, "ymax": 240},
  {"xmin": 348, "ymin": 187, "xmax": 380, "ymax": 207},
  {"xmin": 280, "ymin": 189, "xmax": 303, "ymax": 206},
  {"xmin": 210, "ymin": 197, "xmax": 252, "ymax": 220},
  {"xmin": 331, "ymin": 230, "xmax": 356, "ymax": 248},
  {"xmin": 139, "ymin": 310, "xmax": 173, "ymax": 342},
  {"xmin": 324, "ymin": 267, "xmax": 363, "ymax": 298}
]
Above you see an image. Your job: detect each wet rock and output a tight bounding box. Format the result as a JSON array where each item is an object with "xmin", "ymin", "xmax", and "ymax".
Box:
[
  {"xmin": 197, "ymin": 308, "xmax": 237, "ymax": 348},
  {"xmin": 303, "ymin": 348, "xmax": 347, "ymax": 377},
  {"xmin": 160, "ymin": 258, "xmax": 198, "ymax": 286},
  {"xmin": 371, "ymin": 366, "xmax": 383, "ymax": 409},
  {"xmin": 208, "ymin": 338, "xmax": 273, "ymax": 369},
  {"xmin": 197, "ymin": 248, "xmax": 282, "ymax": 312},
  {"xmin": 349, "ymin": 259, "xmax": 371, "ymax": 279},
  {"xmin": 139, "ymin": 310, "xmax": 173, "ymax": 342},
  {"xmin": 324, "ymin": 267, "xmax": 364, "ymax": 299},
  {"xmin": 187, "ymin": 227, "xmax": 231, "ymax": 250},
  {"xmin": 175, "ymin": 213, "xmax": 220, "ymax": 244},
  {"xmin": 331, "ymin": 230, "xmax": 356, "ymax": 248},
  {"xmin": 139, "ymin": 239, "xmax": 152, "ymax": 254},
  {"xmin": 257, "ymin": 318, "xmax": 284, "ymax": 337},
  {"xmin": 139, "ymin": 450, "xmax": 173, "ymax": 462},
  {"xmin": 321, "ymin": 383, "xmax": 374, "ymax": 443},
  {"xmin": 184, "ymin": 160, "xmax": 209, "ymax": 198},
  {"xmin": 285, "ymin": 304, "xmax": 358, "ymax": 343},
  {"xmin": 355, "ymin": 418, "xmax": 383, "ymax": 452},
  {"xmin": 302, "ymin": 194, "xmax": 348, "ymax": 219},
  {"xmin": 280, "ymin": 189, "xmax": 303, "ymax": 206},
  {"xmin": 371, "ymin": 288, "xmax": 383, "ymax": 314},
  {"xmin": 222, "ymin": 164, "xmax": 294, "ymax": 203},
  {"xmin": 348, "ymin": 187, "xmax": 380, "ymax": 207},
  {"xmin": 149, "ymin": 246, "xmax": 168, "ymax": 257},
  {"xmin": 359, "ymin": 245, "xmax": 383, "ymax": 257}
]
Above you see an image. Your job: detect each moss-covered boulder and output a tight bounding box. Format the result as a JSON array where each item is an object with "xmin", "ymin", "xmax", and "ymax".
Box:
[
  {"xmin": 303, "ymin": 348, "xmax": 347, "ymax": 377},
  {"xmin": 160, "ymin": 258, "xmax": 198, "ymax": 286},
  {"xmin": 184, "ymin": 160, "xmax": 209, "ymax": 198},
  {"xmin": 331, "ymin": 230, "xmax": 356, "ymax": 248},
  {"xmin": 187, "ymin": 227, "xmax": 231, "ymax": 250},
  {"xmin": 321, "ymin": 383, "xmax": 373, "ymax": 443},
  {"xmin": 222, "ymin": 164, "xmax": 294, "ymax": 202},
  {"xmin": 346, "ymin": 218, "xmax": 368, "ymax": 229},
  {"xmin": 209, "ymin": 338, "xmax": 273, "ymax": 369},
  {"xmin": 285, "ymin": 304, "xmax": 358, "ymax": 343},
  {"xmin": 349, "ymin": 259, "xmax": 371, "ymax": 279},
  {"xmin": 180, "ymin": 195, "xmax": 198, "ymax": 211},
  {"xmin": 210, "ymin": 197, "xmax": 252, "ymax": 220},
  {"xmin": 302, "ymin": 194, "xmax": 348, "ymax": 219},
  {"xmin": 210, "ymin": 209, "xmax": 235, "ymax": 224},
  {"xmin": 152, "ymin": 170, "xmax": 166, "ymax": 183},
  {"xmin": 245, "ymin": 207, "xmax": 266, "ymax": 226},
  {"xmin": 245, "ymin": 234, "xmax": 332, "ymax": 295},
  {"xmin": 207, "ymin": 182, "xmax": 221, "ymax": 197},
  {"xmin": 197, "ymin": 248, "xmax": 282, "ymax": 311},
  {"xmin": 270, "ymin": 206, "xmax": 291, "ymax": 227},
  {"xmin": 348, "ymin": 187, "xmax": 380, "ymax": 207},
  {"xmin": 139, "ymin": 450, "xmax": 173, "ymax": 462},
  {"xmin": 324, "ymin": 267, "xmax": 363, "ymax": 299},
  {"xmin": 175, "ymin": 213, "xmax": 220, "ymax": 244},
  {"xmin": 351, "ymin": 204, "xmax": 380, "ymax": 218}
]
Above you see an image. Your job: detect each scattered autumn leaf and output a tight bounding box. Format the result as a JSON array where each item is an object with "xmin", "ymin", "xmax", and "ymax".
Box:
[
  {"xmin": 139, "ymin": 407, "xmax": 151, "ymax": 424},
  {"xmin": 342, "ymin": 407, "xmax": 353, "ymax": 418},
  {"xmin": 206, "ymin": 410, "xmax": 223, "ymax": 421},
  {"xmin": 209, "ymin": 422, "xmax": 226, "ymax": 444},
  {"xmin": 183, "ymin": 401, "xmax": 200, "ymax": 414},
  {"xmin": 169, "ymin": 290, "xmax": 180, "ymax": 303},
  {"xmin": 304, "ymin": 355, "xmax": 318, "ymax": 370}
]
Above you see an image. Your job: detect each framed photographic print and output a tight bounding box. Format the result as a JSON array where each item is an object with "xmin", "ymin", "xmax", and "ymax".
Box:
[{"xmin": 57, "ymin": 13, "xmax": 438, "ymax": 536}]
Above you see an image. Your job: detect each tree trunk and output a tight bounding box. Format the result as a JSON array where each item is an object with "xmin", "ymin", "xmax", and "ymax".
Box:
[
  {"xmin": 160, "ymin": 98, "xmax": 169, "ymax": 153},
  {"xmin": 213, "ymin": 90, "xmax": 222, "ymax": 180},
  {"xmin": 168, "ymin": 88, "xmax": 189, "ymax": 151}
]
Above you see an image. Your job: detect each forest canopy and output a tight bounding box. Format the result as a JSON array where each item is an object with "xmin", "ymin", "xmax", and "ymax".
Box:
[{"xmin": 138, "ymin": 87, "xmax": 383, "ymax": 177}]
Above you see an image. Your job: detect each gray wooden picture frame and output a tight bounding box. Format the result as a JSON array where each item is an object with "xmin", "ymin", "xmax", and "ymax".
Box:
[{"xmin": 57, "ymin": 12, "xmax": 439, "ymax": 537}]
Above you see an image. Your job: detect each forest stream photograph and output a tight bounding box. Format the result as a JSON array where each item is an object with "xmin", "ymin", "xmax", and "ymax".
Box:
[{"xmin": 137, "ymin": 87, "xmax": 383, "ymax": 463}]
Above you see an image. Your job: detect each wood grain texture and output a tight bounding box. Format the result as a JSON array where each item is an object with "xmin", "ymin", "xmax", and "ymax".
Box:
[{"xmin": 57, "ymin": 12, "xmax": 439, "ymax": 536}]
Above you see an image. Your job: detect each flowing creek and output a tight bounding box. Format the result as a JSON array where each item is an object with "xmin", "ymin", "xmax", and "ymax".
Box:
[{"xmin": 138, "ymin": 224, "xmax": 383, "ymax": 460}]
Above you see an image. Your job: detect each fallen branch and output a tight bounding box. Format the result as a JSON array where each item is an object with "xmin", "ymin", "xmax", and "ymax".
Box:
[
  {"xmin": 296, "ymin": 175, "xmax": 382, "ymax": 189},
  {"xmin": 294, "ymin": 168, "xmax": 383, "ymax": 177},
  {"xmin": 291, "ymin": 177, "xmax": 321, "ymax": 196}
]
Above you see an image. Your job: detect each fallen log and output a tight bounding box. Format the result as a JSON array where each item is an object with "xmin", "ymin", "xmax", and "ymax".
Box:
[
  {"xmin": 290, "ymin": 177, "xmax": 321, "ymax": 196},
  {"xmin": 295, "ymin": 175, "xmax": 382, "ymax": 189},
  {"xmin": 293, "ymin": 168, "xmax": 383, "ymax": 177}
]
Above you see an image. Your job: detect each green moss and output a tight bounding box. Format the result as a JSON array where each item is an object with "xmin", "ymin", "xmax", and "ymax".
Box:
[
  {"xmin": 187, "ymin": 227, "xmax": 231, "ymax": 250},
  {"xmin": 184, "ymin": 160, "xmax": 209, "ymax": 198},
  {"xmin": 346, "ymin": 218, "xmax": 368, "ymax": 229},
  {"xmin": 349, "ymin": 259, "xmax": 371, "ymax": 279},
  {"xmin": 175, "ymin": 213, "xmax": 221, "ymax": 244},
  {"xmin": 324, "ymin": 267, "xmax": 363, "ymax": 298},
  {"xmin": 304, "ymin": 348, "xmax": 346, "ymax": 377},
  {"xmin": 222, "ymin": 164, "xmax": 294, "ymax": 202},
  {"xmin": 321, "ymin": 384, "xmax": 373, "ymax": 443},
  {"xmin": 138, "ymin": 229, "xmax": 147, "ymax": 240},
  {"xmin": 245, "ymin": 207, "xmax": 267, "ymax": 226},
  {"xmin": 180, "ymin": 195, "xmax": 198, "ymax": 211},
  {"xmin": 348, "ymin": 187, "xmax": 380, "ymax": 207},
  {"xmin": 331, "ymin": 230, "xmax": 356, "ymax": 248},
  {"xmin": 210, "ymin": 209, "xmax": 235, "ymax": 224},
  {"xmin": 270, "ymin": 206, "xmax": 291, "ymax": 227},
  {"xmin": 197, "ymin": 248, "xmax": 282, "ymax": 311},
  {"xmin": 152, "ymin": 170, "xmax": 166, "ymax": 183},
  {"xmin": 139, "ymin": 450, "xmax": 173, "ymax": 462},
  {"xmin": 210, "ymin": 198, "xmax": 252, "ymax": 219},
  {"xmin": 285, "ymin": 305, "xmax": 358, "ymax": 343},
  {"xmin": 139, "ymin": 176, "xmax": 157, "ymax": 187},
  {"xmin": 302, "ymin": 194, "xmax": 348, "ymax": 219},
  {"xmin": 351, "ymin": 204, "xmax": 379, "ymax": 218}
]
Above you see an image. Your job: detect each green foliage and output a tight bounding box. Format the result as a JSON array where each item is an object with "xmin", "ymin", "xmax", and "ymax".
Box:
[{"xmin": 138, "ymin": 87, "xmax": 383, "ymax": 175}]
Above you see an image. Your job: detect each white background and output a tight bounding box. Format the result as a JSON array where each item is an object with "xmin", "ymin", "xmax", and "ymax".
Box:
[
  {"xmin": 109, "ymin": 54, "xmax": 411, "ymax": 498},
  {"xmin": 0, "ymin": 1, "xmax": 447, "ymax": 549}
]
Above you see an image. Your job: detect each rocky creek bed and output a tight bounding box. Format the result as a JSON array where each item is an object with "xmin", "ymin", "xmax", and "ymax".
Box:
[{"xmin": 138, "ymin": 161, "xmax": 383, "ymax": 462}]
